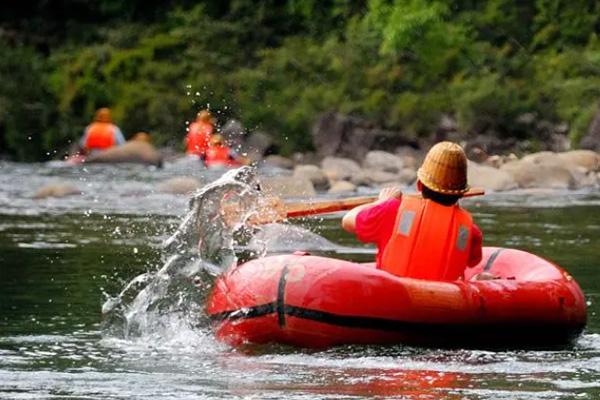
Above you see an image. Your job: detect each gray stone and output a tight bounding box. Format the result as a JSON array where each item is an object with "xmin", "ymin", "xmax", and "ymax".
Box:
[
  {"xmin": 321, "ymin": 156, "xmax": 362, "ymax": 181},
  {"xmin": 86, "ymin": 141, "xmax": 163, "ymax": 166},
  {"xmin": 293, "ymin": 165, "xmax": 329, "ymax": 190},
  {"xmin": 363, "ymin": 150, "xmax": 404, "ymax": 173},
  {"xmin": 243, "ymin": 131, "xmax": 273, "ymax": 161},
  {"xmin": 350, "ymin": 169, "xmax": 398, "ymax": 186},
  {"xmin": 557, "ymin": 150, "xmax": 600, "ymax": 173},
  {"xmin": 500, "ymin": 159, "xmax": 578, "ymax": 189},
  {"xmin": 34, "ymin": 182, "xmax": 82, "ymax": 199},
  {"xmin": 581, "ymin": 104, "xmax": 600, "ymax": 151},
  {"xmin": 263, "ymin": 155, "xmax": 294, "ymax": 169},
  {"xmin": 157, "ymin": 176, "xmax": 203, "ymax": 195},
  {"xmin": 260, "ymin": 176, "xmax": 316, "ymax": 198},
  {"xmin": 328, "ymin": 180, "xmax": 357, "ymax": 194},
  {"xmin": 398, "ymin": 168, "xmax": 417, "ymax": 185},
  {"xmin": 311, "ymin": 112, "xmax": 412, "ymax": 161},
  {"xmin": 467, "ymin": 162, "xmax": 517, "ymax": 192}
]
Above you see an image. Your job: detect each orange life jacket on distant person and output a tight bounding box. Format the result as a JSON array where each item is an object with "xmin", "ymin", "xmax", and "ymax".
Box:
[
  {"xmin": 85, "ymin": 122, "xmax": 116, "ymax": 151},
  {"xmin": 204, "ymin": 145, "xmax": 236, "ymax": 168},
  {"xmin": 381, "ymin": 196, "xmax": 473, "ymax": 281},
  {"xmin": 186, "ymin": 121, "xmax": 213, "ymax": 156}
]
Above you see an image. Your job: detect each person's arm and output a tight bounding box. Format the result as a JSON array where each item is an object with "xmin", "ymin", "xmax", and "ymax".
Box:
[
  {"xmin": 467, "ymin": 224, "xmax": 483, "ymax": 267},
  {"xmin": 342, "ymin": 186, "xmax": 402, "ymax": 233},
  {"xmin": 113, "ymin": 126, "xmax": 126, "ymax": 145}
]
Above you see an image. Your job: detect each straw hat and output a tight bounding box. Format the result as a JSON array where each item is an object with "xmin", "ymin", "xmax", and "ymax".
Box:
[
  {"xmin": 417, "ymin": 141, "xmax": 469, "ymax": 195},
  {"xmin": 94, "ymin": 108, "xmax": 112, "ymax": 123},
  {"xmin": 197, "ymin": 110, "xmax": 212, "ymax": 122}
]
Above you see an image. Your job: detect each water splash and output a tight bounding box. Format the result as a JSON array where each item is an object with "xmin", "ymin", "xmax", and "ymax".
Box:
[{"xmin": 101, "ymin": 167, "xmax": 263, "ymax": 339}]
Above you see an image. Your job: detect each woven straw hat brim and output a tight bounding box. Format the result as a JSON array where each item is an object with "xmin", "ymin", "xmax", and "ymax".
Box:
[{"xmin": 417, "ymin": 168, "xmax": 469, "ymax": 195}]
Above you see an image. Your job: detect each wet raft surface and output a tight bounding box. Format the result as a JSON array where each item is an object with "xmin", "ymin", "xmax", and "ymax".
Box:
[{"xmin": 1, "ymin": 161, "xmax": 600, "ymax": 399}]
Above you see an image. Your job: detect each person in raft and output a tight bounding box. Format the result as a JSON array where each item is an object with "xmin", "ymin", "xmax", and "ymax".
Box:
[
  {"xmin": 204, "ymin": 134, "xmax": 248, "ymax": 168},
  {"xmin": 185, "ymin": 109, "xmax": 214, "ymax": 159},
  {"xmin": 342, "ymin": 141, "xmax": 483, "ymax": 281},
  {"xmin": 80, "ymin": 108, "xmax": 126, "ymax": 155}
]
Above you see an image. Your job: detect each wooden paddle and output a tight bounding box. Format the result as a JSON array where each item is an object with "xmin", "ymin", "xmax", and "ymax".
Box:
[{"xmin": 283, "ymin": 188, "xmax": 485, "ymax": 219}]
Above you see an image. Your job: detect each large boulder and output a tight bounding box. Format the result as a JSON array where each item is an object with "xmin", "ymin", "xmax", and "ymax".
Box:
[
  {"xmin": 220, "ymin": 119, "xmax": 245, "ymax": 149},
  {"xmin": 557, "ymin": 150, "xmax": 600, "ymax": 173},
  {"xmin": 520, "ymin": 151, "xmax": 558, "ymax": 164},
  {"xmin": 321, "ymin": 156, "xmax": 362, "ymax": 181},
  {"xmin": 34, "ymin": 182, "xmax": 82, "ymax": 199},
  {"xmin": 157, "ymin": 176, "xmax": 203, "ymax": 195},
  {"xmin": 263, "ymin": 155, "xmax": 294, "ymax": 169},
  {"xmin": 260, "ymin": 176, "xmax": 316, "ymax": 197},
  {"xmin": 242, "ymin": 131, "xmax": 273, "ymax": 161},
  {"xmin": 398, "ymin": 168, "xmax": 418, "ymax": 185},
  {"xmin": 328, "ymin": 180, "xmax": 357, "ymax": 194},
  {"xmin": 311, "ymin": 112, "xmax": 413, "ymax": 161},
  {"xmin": 500, "ymin": 159, "xmax": 578, "ymax": 189},
  {"xmin": 467, "ymin": 162, "xmax": 517, "ymax": 192},
  {"xmin": 581, "ymin": 104, "xmax": 600, "ymax": 151},
  {"xmin": 350, "ymin": 169, "xmax": 398, "ymax": 186},
  {"xmin": 293, "ymin": 165, "xmax": 329, "ymax": 191},
  {"xmin": 86, "ymin": 141, "xmax": 162, "ymax": 166},
  {"xmin": 363, "ymin": 150, "xmax": 404, "ymax": 173}
]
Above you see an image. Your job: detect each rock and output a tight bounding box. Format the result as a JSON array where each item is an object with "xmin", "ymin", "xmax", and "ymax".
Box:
[
  {"xmin": 86, "ymin": 141, "xmax": 162, "ymax": 166},
  {"xmin": 220, "ymin": 119, "xmax": 245, "ymax": 148},
  {"xmin": 292, "ymin": 152, "xmax": 320, "ymax": 166},
  {"xmin": 438, "ymin": 114, "xmax": 458, "ymax": 133},
  {"xmin": 467, "ymin": 162, "xmax": 517, "ymax": 192},
  {"xmin": 321, "ymin": 156, "xmax": 362, "ymax": 181},
  {"xmin": 157, "ymin": 176, "xmax": 203, "ymax": 195},
  {"xmin": 395, "ymin": 146, "xmax": 422, "ymax": 169},
  {"xmin": 520, "ymin": 151, "xmax": 558, "ymax": 164},
  {"xmin": 34, "ymin": 182, "xmax": 82, "ymax": 199},
  {"xmin": 581, "ymin": 104, "xmax": 600, "ymax": 151},
  {"xmin": 328, "ymin": 180, "xmax": 357, "ymax": 194},
  {"xmin": 463, "ymin": 134, "xmax": 519, "ymax": 157},
  {"xmin": 311, "ymin": 112, "xmax": 413, "ymax": 161},
  {"xmin": 243, "ymin": 131, "xmax": 273, "ymax": 161},
  {"xmin": 263, "ymin": 155, "xmax": 294, "ymax": 169},
  {"xmin": 260, "ymin": 176, "xmax": 316, "ymax": 197},
  {"xmin": 363, "ymin": 150, "xmax": 404, "ymax": 173},
  {"xmin": 500, "ymin": 159, "xmax": 578, "ymax": 189},
  {"xmin": 466, "ymin": 146, "xmax": 489, "ymax": 163},
  {"xmin": 351, "ymin": 169, "xmax": 398, "ymax": 186},
  {"xmin": 293, "ymin": 165, "xmax": 329, "ymax": 191},
  {"xmin": 557, "ymin": 150, "xmax": 600, "ymax": 173},
  {"xmin": 398, "ymin": 168, "xmax": 417, "ymax": 185}
]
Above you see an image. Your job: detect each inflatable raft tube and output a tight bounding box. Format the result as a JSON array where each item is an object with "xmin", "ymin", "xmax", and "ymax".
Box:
[{"xmin": 207, "ymin": 247, "xmax": 587, "ymax": 349}]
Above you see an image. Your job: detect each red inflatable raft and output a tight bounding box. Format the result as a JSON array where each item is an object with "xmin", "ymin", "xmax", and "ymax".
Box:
[{"xmin": 207, "ymin": 247, "xmax": 587, "ymax": 348}]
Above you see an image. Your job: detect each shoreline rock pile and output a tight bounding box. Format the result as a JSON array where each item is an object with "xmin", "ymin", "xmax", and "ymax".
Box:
[{"xmin": 266, "ymin": 148, "xmax": 599, "ymax": 196}]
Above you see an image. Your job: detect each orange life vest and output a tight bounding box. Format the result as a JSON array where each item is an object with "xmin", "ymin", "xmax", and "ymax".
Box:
[
  {"xmin": 186, "ymin": 121, "xmax": 213, "ymax": 156},
  {"xmin": 204, "ymin": 145, "xmax": 233, "ymax": 167},
  {"xmin": 85, "ymin": 122, "xmax": 116, "ymax": 151},
  {"xmin": 381, "ymin": 196, "xmax": 473, "ymax": 281}
]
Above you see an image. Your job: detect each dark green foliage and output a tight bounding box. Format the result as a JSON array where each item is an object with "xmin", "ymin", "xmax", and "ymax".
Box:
[{"xmin": 1, "ymin": 0, "xmax": 600, "ymax": 160}]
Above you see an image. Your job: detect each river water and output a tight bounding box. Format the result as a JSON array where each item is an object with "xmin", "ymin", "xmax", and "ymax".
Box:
[{"xmin": 0, "ymin": 160, "xmax": 599, "ymax": 399}]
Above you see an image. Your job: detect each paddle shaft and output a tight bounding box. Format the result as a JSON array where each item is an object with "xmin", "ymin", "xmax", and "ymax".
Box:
[{"xmin": 284, "ymin": 188, "xmax": 485, "ymax": 218}]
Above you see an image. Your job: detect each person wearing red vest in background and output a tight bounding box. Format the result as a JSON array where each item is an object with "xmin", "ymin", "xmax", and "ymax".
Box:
[
  {"xmin": 204, "ymin": 134, "xmax": 248, "ymax": 168},
  {"xmin": 186, "ymin": 110, "xmax": 214, "ymax": 158},
  {"xmin": 80, "ymin": 108, "xmax": 125, "ymax": 154},
  {"xmin": 342, "ymin": 141, "xmax": 483, "ymax": 281}
]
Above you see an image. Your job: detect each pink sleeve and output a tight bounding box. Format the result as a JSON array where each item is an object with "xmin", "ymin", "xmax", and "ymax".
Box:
[{"xmin": 355, "ymin": 198, "xmax": 401, "ymax": 245}]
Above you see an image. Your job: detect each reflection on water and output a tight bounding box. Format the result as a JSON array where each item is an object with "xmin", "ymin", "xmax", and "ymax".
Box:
[{"xmin": 0, "ymin": 162, "xmax": 599, "ymax": 399}]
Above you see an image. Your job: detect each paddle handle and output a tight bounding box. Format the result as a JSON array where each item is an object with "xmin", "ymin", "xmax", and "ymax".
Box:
[{"xmin": 284, "ymin": 188, "xmax": 485, "ymax": 218}]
